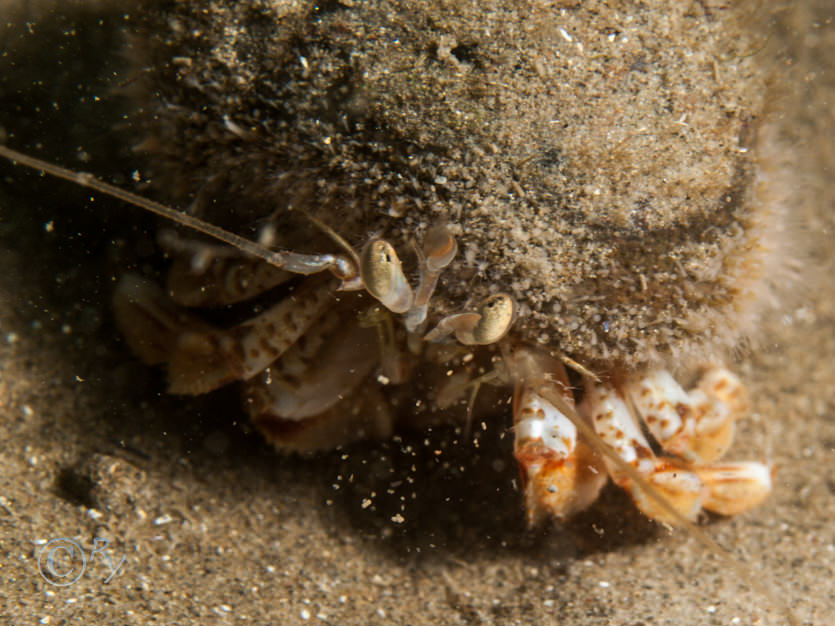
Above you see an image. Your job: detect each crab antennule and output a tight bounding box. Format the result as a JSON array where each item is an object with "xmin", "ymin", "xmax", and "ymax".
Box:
[
  {"xmin": 405, "ymin": 224, "xmax": 458, "ymax": 331},
  {"xmin": 425, "ymin": 293, "xmax": 516, "ymax": 345}
]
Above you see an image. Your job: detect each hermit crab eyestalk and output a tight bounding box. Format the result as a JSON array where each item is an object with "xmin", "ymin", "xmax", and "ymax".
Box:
[
  {"xmin": 360, "ymin": 239, "xmax": 414, "ymax": 314},
  {"xmin": 470, "ymin": 293, "xmax": 516, "ymax": 344}
]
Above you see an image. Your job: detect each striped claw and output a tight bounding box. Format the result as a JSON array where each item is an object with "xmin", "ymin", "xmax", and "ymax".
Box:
[
  {"xmin": 581, "ymin": 380, "xmax": 705, "ymax": 524},
  {"xmin": 626, "ymin": 367, "xmax": 746, "ymax": 464},
  {"xmin": 694, "ymin": 462, "xmax": 773, "ymax": 516}
]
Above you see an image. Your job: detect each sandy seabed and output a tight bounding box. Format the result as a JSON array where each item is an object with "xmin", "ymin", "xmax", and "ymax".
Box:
[{"xmin": 0, "ymin": 1, "xmax": 832, "ymax": 624}]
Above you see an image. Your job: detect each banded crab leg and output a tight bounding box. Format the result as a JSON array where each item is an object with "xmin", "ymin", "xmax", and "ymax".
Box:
[
  {"xmin": 583, "ymin": 373, "xmax": 773, "ymax": 523},
  {"xmin": 626, "ymin": 368, "xmax": 772, "ymax": 516},
  {"xmin": 244, "ymin": 311, "xmax": 377, "ymax": 420},
  {"xmin": 508, "ymin": 348, "xmax": 606, "ymax": 526},
  {"xmin": 243, "ymin": 313, "xmax": 393, "ymax": 452},
  {"xmin": 581, "ymin": 380, "xmax": 706, "ymax": 524},
  {"xmin": 114, "ymin": 274, "xmax": 334, "ymax": 395}
]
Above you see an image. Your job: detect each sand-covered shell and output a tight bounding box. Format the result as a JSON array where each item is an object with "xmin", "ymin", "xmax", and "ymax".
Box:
[{"xmin": 130, "ymin": 0, "xmax": 789, "ymax": 372}]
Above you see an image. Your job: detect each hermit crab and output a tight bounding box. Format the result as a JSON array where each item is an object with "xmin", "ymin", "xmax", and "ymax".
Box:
[{"xmin": 0, "ymin": 0, "xmax": 789, "ymax": 529}]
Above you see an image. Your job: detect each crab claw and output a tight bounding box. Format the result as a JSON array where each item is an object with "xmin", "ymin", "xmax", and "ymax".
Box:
[
  {"xmin": 626, "ymin": 367, "xmax": 746, "ymax": 464},
  {"xmin": 581, "ymin": 380, "xmax": 705, "ymax": 524},
  {"xmin": 694, "ymin": 462, "xmax": 773, "ymax": 516}
]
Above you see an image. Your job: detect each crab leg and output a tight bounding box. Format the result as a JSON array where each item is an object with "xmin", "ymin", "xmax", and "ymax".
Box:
[
  {"xmin": 627, "ymin": 367, "xmax": 772, "ymax": 514},
  {"xmin": 582, "ymin": 380, "xmax": 705, "ymax": 524},
  {"xmin": 114, "ymin": 274, "xmax": 334, "ymax": 395},
  {"xmin": 593, "ymin": 371, "xmax": 772, "ymax": 521},
  {"xmin": 242, "ymin": 314, "xmax": 378, "ymax": 421},
  {"xmin": 238, "ymin": 305, "xmax": 389, "ymax": 452},
  {"xmin": 113, "ymin": 273, "xmax": 215, "ymax": 367},
  {"xmin": 626, "ymin": 367, "xmax": 745, "ymax": 464},
  {"xmin": 692, "ymin": 462, "xmax": 773, "ymax": 516},
  {"xmin": 512, "ymin": 353, "xmax": 606, "ymax": 526},
  {"xmin": 243, "ymin": 312, "xmax": 393, "ymax": 453}
]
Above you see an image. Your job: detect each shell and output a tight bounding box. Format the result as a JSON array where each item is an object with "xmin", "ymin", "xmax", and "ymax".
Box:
[{"xmin": 129, "ymin": 0, "xmax": 789, "ymax": 373}]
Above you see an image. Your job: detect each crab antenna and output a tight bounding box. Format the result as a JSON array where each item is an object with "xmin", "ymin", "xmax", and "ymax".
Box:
[{"xmin": 0, "ymin": 144, "xmax": 358, "ymax": 281}]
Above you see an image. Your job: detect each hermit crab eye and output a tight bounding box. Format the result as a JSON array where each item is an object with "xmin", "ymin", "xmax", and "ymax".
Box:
[
  {"xmin": 471, "ymin": 293, "xmax": 515, "ymax": 344},
  {"xmin": 423, "ymin": 292, "xmax": 516, "ymax": 345},
  {"xmin": 360, "ymin": 239, "xmax": 414, "ymax": 314}
]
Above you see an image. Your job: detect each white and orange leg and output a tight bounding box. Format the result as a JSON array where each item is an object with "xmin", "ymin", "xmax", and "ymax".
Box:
[
  {"xmin": 625, "ymin": 366, "xmax": 747, "ymax": 464},
  {"xmin": 113, "ymin": 273, "xmax": 334, "ymax": 394},
  {"xmin": 690, "ymin": 461, "xmax": 773, "ymax": 517},
  {"xmin": 512, "ymin": 359, "xmax": 607, "ymax": 527},
  {"xmin": 626, "ymin": 367, "xmax": 772, "ymax": 516},
  {"xmin": 581, "ymin": 380, "xmax": 705, "ymax": 525},
  {"xmin": 583, "ymin": 370, "xmax": 772, "ymax": 524}
]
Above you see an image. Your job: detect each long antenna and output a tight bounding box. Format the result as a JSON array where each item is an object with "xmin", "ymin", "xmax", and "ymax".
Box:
[
  {"xmin": 1, "ymin": 144, "xmax": 281, "ymax": 256},
  {"xmin": 0, "ymin": 144, "xmax": 273, "ymax": 256},
  {"xmin": 0, "ymin": 144, "xmax": 358, "ymax": 282}
]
